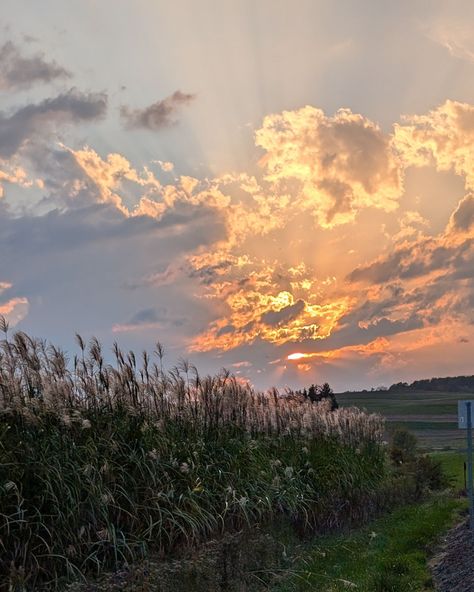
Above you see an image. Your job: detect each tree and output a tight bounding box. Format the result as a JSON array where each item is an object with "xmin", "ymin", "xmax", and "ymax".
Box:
[
  {"xmin": 319, "ymin": 382, "xmax": 338, "ymax": 410},
  {"xmin": 306, "ymin": 384, "xmax": 318, "ymax": 403},
  {"xmin": 389, "ymin": 428, "xmax": 417, "ymax": 465},
  {"xmin": 299, "ymin": 383, "xmax": 338, "ymax": 410}
]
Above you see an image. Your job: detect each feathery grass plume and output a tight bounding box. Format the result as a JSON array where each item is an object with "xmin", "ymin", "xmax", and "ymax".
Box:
[{"xmin": 0, "ymin": 321, "xmax": 387, "ymax": 591}]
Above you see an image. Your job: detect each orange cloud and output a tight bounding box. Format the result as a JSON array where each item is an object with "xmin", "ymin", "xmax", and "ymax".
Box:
[
  {"xmin": 189, "ymin": 262, "xmax": 351, "ymax": 352},
  {"xmin": 65, "ymin": 146, "xmax": 162, "ymax": 214},
  {"xmin": 0, "ymin": 296, "xmax": 29, "ymax": 326},
  {"xmin": 0, "ymin": 163, "xmax": 34, "ymax": 198}
]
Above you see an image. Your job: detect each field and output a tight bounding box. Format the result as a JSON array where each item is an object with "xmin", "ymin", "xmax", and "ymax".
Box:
[{"xmin": 337, "ymin": 390, "xmax": 471, "ymax": 450}]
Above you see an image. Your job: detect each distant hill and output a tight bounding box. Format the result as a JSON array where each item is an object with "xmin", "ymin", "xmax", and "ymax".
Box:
[{"xmin": 388, "ymin": 375, "xmax": 474, "ymax": 393}]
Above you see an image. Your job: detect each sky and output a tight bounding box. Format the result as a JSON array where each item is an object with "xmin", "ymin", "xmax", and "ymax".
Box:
[{"xmin": 1, "ymin": 0, "xmax": 474, "ymax": 391}]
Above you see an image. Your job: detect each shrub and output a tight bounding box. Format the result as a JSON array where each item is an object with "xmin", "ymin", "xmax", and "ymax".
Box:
[{"xmin": 389, "ymin": 428, "xmax": 418, "ymax": 466}]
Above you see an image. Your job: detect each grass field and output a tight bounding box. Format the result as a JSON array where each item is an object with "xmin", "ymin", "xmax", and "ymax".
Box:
[
  {"xmin": 337, "ymin": 390, "xmax": 472, "ymax": 450},
  {"xmin": 273, "ymin": 495, "xmax": 466, "ymax": 592},
  {"xmin": 431, "ymin": 451, "xmax": 467, "ymax": 491}
]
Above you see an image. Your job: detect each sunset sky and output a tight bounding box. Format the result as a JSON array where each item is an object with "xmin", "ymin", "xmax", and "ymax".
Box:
[{"xmin": 1, "ymin": 1, "xmax": 474, "ymax": 391}]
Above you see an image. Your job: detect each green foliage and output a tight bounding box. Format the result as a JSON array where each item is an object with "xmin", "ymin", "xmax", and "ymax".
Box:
[
  {"xmin": 389, "ymin": 429, "xmax": 449, "ymax": 499},
  {"xmin": 412, "ymin": 455, "xmax": 449, "ymax": 492},
  {"xmin": 389, "ymin": 428, "xmax": 418, "ymax": 465},
  {"xmin": 0, "ymin": 325, "xmax": 386, "ymax": 591},
  {"xmin": 430, "ymin": 452, "xmax": 466, "ymax": 491},
  {"xmin": 300, "ymin": 383, "xmax": 338, "ymax": 410},
  {"xmin": 0, "ymin": 409, "xmax": 387, "ymax": 590}
]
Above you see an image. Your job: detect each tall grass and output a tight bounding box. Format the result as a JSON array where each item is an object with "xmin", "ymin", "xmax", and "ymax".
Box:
[{"xmin": 0, "ymin": 319, "xmax": 386, "ymax": 590}]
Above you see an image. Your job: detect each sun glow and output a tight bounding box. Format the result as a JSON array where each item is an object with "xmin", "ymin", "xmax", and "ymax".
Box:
[{"xmin": 287, "ymin": 352, "xmax": 309, "ymax": 360}]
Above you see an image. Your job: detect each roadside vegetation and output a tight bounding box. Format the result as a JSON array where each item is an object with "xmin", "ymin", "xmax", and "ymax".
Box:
[
  {"xmin": 273, "ymin": 432, "xmax": 467, "ymax": 591},
  {"xmin": 273, "ymin": 495, "xmax": 466, "ymax": 592},
  {"xmin": 0, "ymin": 319, "xmax": 457, "ymax": 591}
]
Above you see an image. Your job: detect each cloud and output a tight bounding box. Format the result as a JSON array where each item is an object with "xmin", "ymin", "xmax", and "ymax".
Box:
[
  {"xmin": 0, "ymin": 89, "xmax": 107, "ymax": 158},
  {"xmin": 447, "ymin": 193, "xmax": 474, "ymax": 233},
  {"xmin": 0, "ymin": 40, "xmax": 70, "ymax": 90},
  {"xmin": 0, "ymin": 163, "xmax": 34, "ymax": 198},
  {"xmin": 347, "ymin": 231, "xmax": 474, "ymax": 285},
  {"xmin": 120, "ymin": 91, "xmax": 195, "ymax": 130},
  {"xmin": 154, "ymin": 160, "xmax": 174, "ymax": 172},
  {"xmin": 112, "ymin": 307, "xmax": 185, "ymax": 333},
  {"xmin": 342, "ymin": 208, "xmax": 474, "ymax": 361},
  {"xmin": 261, "ymin": 299, "xmax": 305, "ymax": 326},
  {"xmin": 2, "ymin": 95, "xmax": 474, "ymax": 390},
  {"xmin": 255, "ymin": 106, "xmax": 403, "ymax": 228},
  {"xmin": 60, "ymin": 145, "xmax": 162, "ymax": 212},
  {"xmin": 427, "ymin": 21, "xmax": 474, "ymax": 63},
  {"xmin": 0, "ymin": 281, "xmax": 12, "ymax": 294},
  {"xmin": 128, "ymin": 308, "xmax": 161, "ymax": 324},
  {"xmin": 393, "ymin": 100, "xmax": 474, "ymax": 188},
  {"xmin": 0, "ymin": 280, "xmax": 29, "ymax": 328},
  {"xmin": 0, "ymin": 196, "xmax": 226, "ymax": 350},
  {"xmin": 189, "ymin": 262, "xmax": 350, "ymax": 352}
]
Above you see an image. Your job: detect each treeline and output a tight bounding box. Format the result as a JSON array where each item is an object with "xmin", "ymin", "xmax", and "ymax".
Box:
[{"xmin": 388, "ymin": 375, "xmax": 474, "ymax": 393}]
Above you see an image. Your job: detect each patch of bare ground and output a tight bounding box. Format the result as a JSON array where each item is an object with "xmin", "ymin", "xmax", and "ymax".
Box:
[{"xmin": 430, "ymin": 514, "xmax": 474, "ymax": 592}]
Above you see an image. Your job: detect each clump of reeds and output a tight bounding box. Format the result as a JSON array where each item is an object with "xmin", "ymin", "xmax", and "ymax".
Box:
[{"xmin": 0, "ymin": 319, "xmax": 385, "ymax": 591}]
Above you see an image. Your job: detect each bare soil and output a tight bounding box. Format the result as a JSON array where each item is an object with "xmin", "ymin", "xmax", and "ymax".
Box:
[{"xmin": 430, "ymin": 516, "xmax": 474, "ymax": 592}]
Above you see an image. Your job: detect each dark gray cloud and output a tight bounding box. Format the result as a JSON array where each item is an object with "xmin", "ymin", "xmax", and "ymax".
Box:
[
  {"xmin": 129, "ymin": 308, "xmax": 160, "ymax": 324},
  {"xmin": 0, "ymin": 41, "xmax": 71, "ymax": 90},
  {"xmin": 0, "ymin": 89, "xmax": 107, "ymax": 158},
  {"xmin": 0, "ymin": 200, "xmax": 224, "ymax": 258},
  {"xmin": 0, "ymin": 202, "xmax": 152, "ymax": 255},
  {"xmin": 280, "ymin": 312, "xmax": 425, "ymax": 360},
  {"xmin": 120, "ymin": 90, "xmax": 195, "ymax": 130},
  {"xmin": 261, "ymin": 299, "xmax": 305, "ymax": 326},
  {"xmin": 324, "ymin": 232, "xmax": 474, "ymax": 356},
  {"xmin": 122, "ymin": 307, "xmax": 185, "ymax": 329},
  {"xmin": 0, "ymin": 196, "xmax": 224, "ymax": 349},
  {"xmin": 348, "ymin": 236, "xmax": 474, "ymax": 285},
  {"xmin": 449, "ymin": 193, "xmax": 474, "ymax": 232},
  {"xmin": 216, "ymin": 324, "xmax": 236, "ymax": 337}
]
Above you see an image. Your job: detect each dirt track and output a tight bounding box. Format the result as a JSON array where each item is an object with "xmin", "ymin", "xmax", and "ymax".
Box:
[{"xmin": 430, "ymin": 516, "xmax": 474, "ymax": 592}]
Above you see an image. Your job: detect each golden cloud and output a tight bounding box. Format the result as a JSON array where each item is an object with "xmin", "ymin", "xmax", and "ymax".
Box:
[
  {"xmin": 18, "ymin": 101, "xmax": 474, "ymax": 362},
  {"xmin": 394, "ymin": 100, "xmax": 474, "ymax": 188},
  {"xmin": 256, "ymin": 106, "xmax": 403, "ymax": 227},
  {"xmin": 189, "ymin": 260, "xmax": 351, "ymax": 352}
]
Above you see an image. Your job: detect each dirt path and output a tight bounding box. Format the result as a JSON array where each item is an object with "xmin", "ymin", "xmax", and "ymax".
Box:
[{"xmin": 430, "ymin": 517, "xmax": 474, "ymax": 592}]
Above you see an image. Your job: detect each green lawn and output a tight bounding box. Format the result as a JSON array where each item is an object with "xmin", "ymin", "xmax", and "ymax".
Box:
[{"xmin": 273, "ymin": 495, "xmax": 466, "ymax": 592}]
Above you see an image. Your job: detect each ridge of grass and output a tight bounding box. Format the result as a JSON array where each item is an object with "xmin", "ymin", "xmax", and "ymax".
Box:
[
  {"xmin": 0, "ymin": 326, "xmax": 389, "ymax": 590},
  {"xmin": 1, "ymin": 325, "xmax": 460, "ymax": 591}
]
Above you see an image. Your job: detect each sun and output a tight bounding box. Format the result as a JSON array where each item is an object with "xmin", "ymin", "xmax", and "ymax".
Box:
[{"xmin": 287, "ymin": 352, "xmax": 309, "ymax": 360}]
